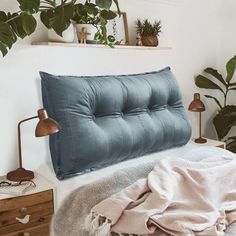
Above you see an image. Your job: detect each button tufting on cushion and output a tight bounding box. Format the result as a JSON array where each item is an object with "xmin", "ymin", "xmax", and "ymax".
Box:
[{"xmin": 40, "ymin": 67, "xmax": 192, "ymax": 180}]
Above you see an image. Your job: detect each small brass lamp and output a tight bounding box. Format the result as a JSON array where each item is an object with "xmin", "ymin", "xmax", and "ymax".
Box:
[
  {"xmin": 7, "ymin": 109, "xmax": 60, "ymax": 182},
  {"xmin": 188, "ymin": 93, "xmax": 207, "ymax": 144}
]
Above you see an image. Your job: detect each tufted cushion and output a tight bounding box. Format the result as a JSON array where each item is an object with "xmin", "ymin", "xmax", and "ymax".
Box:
[{"xmin": 40, "ymin": 67, "xmax": 192, "ymax": 180}]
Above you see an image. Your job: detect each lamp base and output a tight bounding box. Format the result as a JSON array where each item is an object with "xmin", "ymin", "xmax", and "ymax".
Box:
[
  {"xmin": 7, "ymin": 168, "xmax": 34, "ymax": 182},
  {"xmin": 194, "ymin": 137, "xmax": 207, "ymax": 144}
]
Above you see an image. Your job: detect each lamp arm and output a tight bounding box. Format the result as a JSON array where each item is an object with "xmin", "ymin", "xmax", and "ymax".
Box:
[{"xmin": 17, "ymin": 115, "xmax": 39, "ymax": 168}]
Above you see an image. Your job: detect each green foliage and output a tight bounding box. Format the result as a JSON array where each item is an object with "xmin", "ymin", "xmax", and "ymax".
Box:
[
  {"xmin": 17, "ymin": 0, "xmax": 40, "ymax": 14},
  {"xmin": 227, "ymin": 136, "xmax": 236, "ymax": 152},
  {"xmin": 136, "ymin": 19, "xmax": 162, "ymax": 37},
  {"xmin": 195, "ymin": 55, "xmax": 236, "ymax": 152},
  {"xmin": 72, "ymin": 0, "xmax": 120, "ymax": 45},
  {"xmin": 0, "ymin": 0, "xmax": 41, "ymax": 56},
  {"xmin": 226, "ymin": 56, "xmax": 236, "ymax": 82},
  {"xmin": 0, "ymin": 0, "xmax": 121, "ymax": 57},
  {"xmin": 40, "ymin": 2, "xmax": 74, "ymax": 36},
  {"xmin": 0, "ymin": 21, "xmax": 17, "ymax": 56},
  {"xmin": 213, "ymin": 105, "xmax": 236, "ymax": 140}
]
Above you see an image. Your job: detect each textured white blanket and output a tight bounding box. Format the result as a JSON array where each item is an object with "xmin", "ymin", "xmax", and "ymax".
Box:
[{"xmin": 85, "ymin": 156, "xmax": 236, "ymax": 236}]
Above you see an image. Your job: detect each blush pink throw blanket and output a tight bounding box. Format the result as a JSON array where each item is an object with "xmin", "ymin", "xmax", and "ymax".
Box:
[{"xmin": 85, "ymin": 156, "xmax": 236, "ymax": 236}]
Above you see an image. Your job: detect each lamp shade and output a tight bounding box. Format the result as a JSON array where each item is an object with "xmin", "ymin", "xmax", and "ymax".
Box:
[
  {"xmin": 35, "ymin": 109, "xmax": 60, "ymax": 137},
  {"xmin": 188, "ymin": 93, "xmax": 205, "ymax": 112}
]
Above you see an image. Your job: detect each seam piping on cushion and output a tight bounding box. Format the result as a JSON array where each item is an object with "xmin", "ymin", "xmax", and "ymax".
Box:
[{"xmin": 40, "ymin": 72, "xmax": 62, "ymax": 178}]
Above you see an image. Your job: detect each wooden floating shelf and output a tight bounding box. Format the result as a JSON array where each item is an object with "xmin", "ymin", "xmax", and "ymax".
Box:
[{"xmin": 32, "ymin": 42, "xmax": 172, "ymax": 50}]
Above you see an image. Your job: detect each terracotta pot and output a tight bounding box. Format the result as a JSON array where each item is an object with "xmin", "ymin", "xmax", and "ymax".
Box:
[{"xmin": 141, "ymin": 35, "xmax": 159, "ymax": 47}]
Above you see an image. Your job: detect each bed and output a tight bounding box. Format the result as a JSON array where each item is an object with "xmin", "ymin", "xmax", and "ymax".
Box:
[
  {"xmin": 36, "ymin": 144, "xmax": 236, "ymax": 236},
  {"xmin": 38, "ymin": 67, "xmax": 236, "ymax": 235}
]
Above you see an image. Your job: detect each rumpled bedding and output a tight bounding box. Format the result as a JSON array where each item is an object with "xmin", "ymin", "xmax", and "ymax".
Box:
[
  {"xmin": 85, "ymin": 156, "xmax": 236, "ymax": 236},
  {"xmin": 52, "ymin": 145, "xmax": 236, "ymax": 236}
]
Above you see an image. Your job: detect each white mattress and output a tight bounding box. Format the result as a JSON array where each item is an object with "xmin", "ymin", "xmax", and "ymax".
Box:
[{"xmin": 36, "ymin": 143, "xmax": 236, "ymax": 209}]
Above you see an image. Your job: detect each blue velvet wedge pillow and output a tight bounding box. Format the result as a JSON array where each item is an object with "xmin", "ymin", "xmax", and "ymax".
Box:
[{"xmin": 40, "ymin": 67, "xmax": 192, "ymax": 180}]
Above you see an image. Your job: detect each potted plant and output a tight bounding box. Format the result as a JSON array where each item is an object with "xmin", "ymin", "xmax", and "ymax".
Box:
[
  {"xmin": 0, "ymin": 0, "xmax": 76, "ymax": 55},
  {"xmin": 40, "ymin": 0, "xmax": 76, "ymax": 43},
  {"xmin": 136, "ymin": 19, "xmax": 162, "ymax": 47},
  {"xmin": 73, "ymin": 0, "xmax": 120, "ymax": 44},
  {"xmin": 195, "ymin": 55, "xmax": 236, "ymax": 153},
  {"xmin": 0, "ymin": 0, "xmax": 121, "ymax": 57}
]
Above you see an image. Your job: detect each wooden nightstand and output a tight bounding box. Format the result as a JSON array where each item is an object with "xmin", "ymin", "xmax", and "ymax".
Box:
[
  {"xmin": 191, "ymin": 138, "xmax": 226, "ymax": 149},
  {"xmin": 0, "ymin": 173, "xmax": 54, "ymax": 236}
]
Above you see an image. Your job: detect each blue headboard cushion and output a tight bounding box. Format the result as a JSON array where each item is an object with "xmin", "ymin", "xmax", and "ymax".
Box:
[{"xmin": 40, "ymin": 67, "xmax": 192, "ymax": 180}]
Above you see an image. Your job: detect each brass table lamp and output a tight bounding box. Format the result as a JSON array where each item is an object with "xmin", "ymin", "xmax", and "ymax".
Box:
[
  {"xmin": 7, "ymin": 109, "xmax": 60, "ymax": 182},
  {"xmin": 188, "ymin": 93, "xmax": 207, "ymax": 144}
]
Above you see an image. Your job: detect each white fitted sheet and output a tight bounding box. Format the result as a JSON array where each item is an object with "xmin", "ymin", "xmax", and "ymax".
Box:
[{"xmin": 36, "ymin": 143, "xmax": 236, "ymax": 209}]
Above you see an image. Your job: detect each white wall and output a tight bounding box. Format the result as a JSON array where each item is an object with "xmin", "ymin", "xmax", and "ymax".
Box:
[
  {"xmin": 219, "ymin": 0, "xmax": 236, "ymax": 66},
  {"xmin": 219, "ymin": 0, "xmax": 236, "ymax": 105},
  {"xmin": 209, "ymin": 0, "xmax": 236, "ymax": 139},
  {"xmin": 0, "ymin": 0, "xmax": 221, "ymax": 176}
]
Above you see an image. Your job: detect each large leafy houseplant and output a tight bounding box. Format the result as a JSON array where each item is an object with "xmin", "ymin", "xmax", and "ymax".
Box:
[
  {"xmin": 0, "ymin": 0, "xmax": 40, "ymax": 56},
  {"xmin": 0, "ymin": 0, "xmax": 120, "ymax": 57},
  {"xmin": 195, "ymin": 55, "xmax": 236, "ymax": 152}
]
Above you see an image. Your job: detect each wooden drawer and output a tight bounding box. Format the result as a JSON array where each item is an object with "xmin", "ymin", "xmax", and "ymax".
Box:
[
  {"xmin": 0, "ymin": 190, "xmax": 53, "ymax": 235},
  {"xmin": 0, "ymin": 190, "xmax": 53, "ymax": 212},
  {"xmin": 3, "ymin": 223, "xmax": 50, "ymax": 236}
]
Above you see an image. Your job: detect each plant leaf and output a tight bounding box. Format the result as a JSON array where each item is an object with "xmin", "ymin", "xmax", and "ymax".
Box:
[
  {"xmin": 195, "ymin": 75, "xmax": 225, "ymax": 93},
  {"xmin": 8, "ymin": 13, "xmax": 27, "ymax": 39},
  {"xmin": 100, "ymin": 10, "xmax": 117, "ymax": 20},
  {"xmin": 226, "ymin": 136, "xmax": 236, "ymax": 153},
  {"xmin": 107, "ymin": 35, "xmax": 115, "ymax": 42},
  {"xmin": 213, "ymin": 105, "xmax": 236, "ymax": 140},
  {"xmin": 41, "ymin": 4, "xmax": 74, "ymax": 36},
  {"xmin": 52, "ymin": 4, "xmax": 74, "ymax": 36},
  {"xmin": 0, "ymin": 21, "xmax": 17, "ymax": 56},
  {"xmin": 84, "ymin": 3, "xmax": 98, "ymax": 16},
  {"xmin": 229, "ymin": 87, "xmax": 236, "ymax": 91},
  {"xmin": 0, "ymin": 11, "xmax": 8, "ymax": 21},
  {"xmin": 20, "ymin": 13, "xmax": 37, "ymax": 35},
  {"xmin": 94, "ymin": 31, "xmax": 102, "ymax": 40},
  {"xmin": 95, "ymin": 0, "xmax": 112, "ymax": 9},
  {"xmin": 40, "ymin": 9, "xmax": 54, "ymax": 28},
  {"xmin": 226, "ymin": 55, "xmax": 236, "ymax": 83},
  {"xmin": 17, "ymin": 0, "xmax": 40, "ymax": 14},
  {"xmin": 204, "ymin": 95, "xmax": 222, "ymax": 109},
  {"xmin": 72, "ymin": 4, "xmax": 87, "ymax": 23},
  {"xmin": 204, "ymin": 67, "xmax": 226, "ymax": 86},
  {"xmin": 0, "ymin": 41, "xmax": 8, "ymax": 56},
  {"xmin": 229, "ymin": 82, "xmax": 236, "ymax": 87}
]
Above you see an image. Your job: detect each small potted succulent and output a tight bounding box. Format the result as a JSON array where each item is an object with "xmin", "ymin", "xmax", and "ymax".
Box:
[{"xmin": 136, "ymin": 19, "xmax": 162, "ymax": 47}]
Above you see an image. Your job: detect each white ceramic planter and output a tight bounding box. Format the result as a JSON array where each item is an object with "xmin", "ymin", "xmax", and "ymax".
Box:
[
  {"xmin": 75, "ymin": 24, "xmax": 98, "ymax": 43},
  {"xmin": 48, "ymin": 24, "xmax": 75, "ymax": 43}
]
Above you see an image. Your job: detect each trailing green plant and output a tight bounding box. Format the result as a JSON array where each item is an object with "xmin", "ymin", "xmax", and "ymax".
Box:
[
  {"xmin": 72, "ymin": 0, "xmax": 120, "ymax": 45},
  {"xmin": 136, "ymin": 19, "xmax": 162, "ymax": 37},
  {"xmin": 195, "ymin": 55, "xmax": 236, "ymax": 152},
  {"xmin": 0, "ymin": 0, "xmax": 120, "ymax": 57}
]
